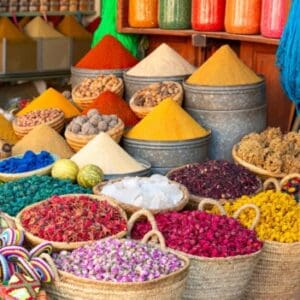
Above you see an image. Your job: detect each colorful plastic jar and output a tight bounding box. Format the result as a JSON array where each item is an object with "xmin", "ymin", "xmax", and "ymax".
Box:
[
  {"xmin": 192, "ymin": 0, "xmax": 226, "ymax": 31},
  {"xmin": 225, "ymin": 0, "xmax": 262, "ymax": 34},
  {"xmin": 158, "ymin": 0, "xmax": 192, "ymax": 29},
  {"xmin": 129, "ymin": 0, "xmax": 158, "ymax": 28},
  {"xmin": 261, "ymin": 0, "xmax": 290, "ymax": 38}
]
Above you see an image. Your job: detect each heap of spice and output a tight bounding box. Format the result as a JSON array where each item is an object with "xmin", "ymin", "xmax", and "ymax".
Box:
[
  {"xmin": 132, "ymin": 211, "xmax": 262, "ymax": 258},
  {"xmin": 82, "ymin": 91, "xmax": 139, "ymax": 127},
  {"xmin": 57, "ymin": 16, "xmax": 92, "ymax": 39},
  {"xmin": 125, "ymin": 98, "xmax": 208, "ymax": 141},
  {"xmin": 127, "ymin": 43, "xmax": 195, "ymax": 77},
  {"xmin": 73, "ymin": 75, "xmax": 122, "ymax": 99},
  {"xmin": 14, "ymin": 108, "xmax": 64, "ymax": 127},
  {"xmin": 24, "ymin": 16, "xmax": 64, "ymax": 38},
  {"xmin": 236, "ymin": 127, "xmax": 300, "ymax": 174},
  {"xmin": 168, "ymin": 160, "xmax": 261, "ymax": 200},
  {"xmin": 17, "ymin": 88, "xmax": 80, "ymax": 119},
  {"xmin": 53, "ymin": 238, "xmax": 184, "ymax": 282},
  {"xmin": 219, "ymin": 191, "xmax": 300, "ymax": 243},
  {"xmin": 0, "ymin": 151, "xmax": 54, "ymax": 173},
  {"xmin": 13, "ymin": 124, "xmax": 74, "ymax": 159},
  {"xmin": 0, "ymin": 17, "xmax": 28, "ymax": 40},
  {"xmin": 76, "ymin": 35, "xmax": 138, "ymax": 70},
  {"xmin": 101, "ymin": 175, "xmax": 183, "ymax": 210},
  {"xmin": 71, "ymin": 132, "xmax": 145, "ymax": 174},
  {"xmin": 67, "ymin": 109, "xmax": 120, "ymax": 135},
  {"xmin": 187, "ymin": 45, "xmax": 262, "ymax": 86},
  {"xmin": 0, "ymin": 115, "xmax": 19, "ymax": 144},
  {"xmin": 21, "ymin": 195, "xmax": 127, "ymax": 243},
  {"xmin": 0, "ymin": 175, "xmax": 90, "ymax": 216}
]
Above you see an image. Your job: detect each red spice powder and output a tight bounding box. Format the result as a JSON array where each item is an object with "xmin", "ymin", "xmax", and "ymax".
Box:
[
  {"xmin": 82, "ymin": 91, "xmax": 139, "ymax": 127},
  {"xmin": 76, "ymin": 35, "xmax": 138, "ymax": 69}
]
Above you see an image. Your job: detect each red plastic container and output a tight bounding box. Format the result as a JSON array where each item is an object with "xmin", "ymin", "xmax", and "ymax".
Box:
[
  {"xmin": 192, "ymin": 0, "xmax": 226, "ymax": 31},
  {"xmin": 261, "ymin": 0, "xmax": 290, "ymax": 38}
]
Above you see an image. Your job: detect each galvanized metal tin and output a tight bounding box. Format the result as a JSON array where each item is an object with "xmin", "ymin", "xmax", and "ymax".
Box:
[
  {"xmin": 123, "ymin": 73, "xmax": 189, "ymax": 101},
  {"xmin": 71, "ymin": 66, "xmax": 127, "ymax": 89},
  {"xmin": 122, "ymin": 133, "xmax": 211, "ymax": 175},
  {"xmin": 183, "ymin": 80, "xmax": 267, "ymax": 161}
]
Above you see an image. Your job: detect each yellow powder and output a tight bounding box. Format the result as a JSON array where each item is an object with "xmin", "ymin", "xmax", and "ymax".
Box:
[
  {"xmin": 0, "ymin": 115, "xmax": 19, "ymax": 144},
  {"xmin": 13, "ymin": 124, "xmax": 74, "ymax": 159},
  {"xmin": 71, "ymin": 132, "xmax": 145, "ymax": 174},
  {"xmin": 0, "ymin": 17, "xmax": 28, "ymax": 41},
  {"xmin": 19, "ymin": 17, "xmax": 31, "ymax": 29},
  {"xmin": 24, "ymin": 17, "xmax": 63, "ymax": 38},
  {"xmin": 17, "ymin": 88, "xmax": 80, "ymax": 119},
  {"xmin": 125, "ymin": 98, "xmax": 208, "ymax": 141},
  {"xmin": 57, "ymin": 16, "xmax": 92, "ymax": 39},
  {"xmin": 187, "ymin": 45, "xmax": 262, "ymax": 86}
]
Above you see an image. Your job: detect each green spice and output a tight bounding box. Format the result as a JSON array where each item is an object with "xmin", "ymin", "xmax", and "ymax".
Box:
[{"xmin": 0, "ymin": 175, "xmax": 91, "ymax": 216}]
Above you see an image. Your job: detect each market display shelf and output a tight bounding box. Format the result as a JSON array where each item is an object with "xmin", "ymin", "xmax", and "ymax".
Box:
[
  {"xmin": 0, "ymin": 70, "xmax": 70, "ymax": 82},
  {"xmin": 0, "ymin": 10, "xmax": 96, "ymax": 17}
]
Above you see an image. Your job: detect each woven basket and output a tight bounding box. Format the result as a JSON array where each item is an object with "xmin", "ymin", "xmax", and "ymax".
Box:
[
  {"xmin": 93, "ymin": 177, "xmax": 189, "ymax": 215},
  {"xmin": 42, "ymin": 210, "xmax": 190, "ymax": 300},
  {"xmin": 15, "ymin": 194, "xmax": 128, "ymax": 251},
  {"xmin": 129, "ymin": 81, "xmax": 183, "ymax": 119},
  {"xmin": 263, "ymin": 173, "xmax": 300, "ymax": 194},
  {"xmin": 0, "ymin": 153, "xmax": 59, "ymax": 182},
  {"xmin": 232, "ymin": 144, "xmax": 287, "ymax": 179},
  {"xmin": 12, "ymin": 110, "xmax": 65, "ymax": 139},
  {"xmin": 64, "ymin": 118, "xmax": 125, "ymax": 152},
  {"xmin": 72, "ymin": 77, "xmax": 124, "ymax": 110},
  {"xmin": 166, "ymin": 164, "xmax": 263, "ymax": 209}
]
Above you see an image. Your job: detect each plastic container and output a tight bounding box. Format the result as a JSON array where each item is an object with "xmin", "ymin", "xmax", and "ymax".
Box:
[
  {"xmin": 69, "ymin": 0, "xmax": 78, "ymax": 11},
  {"xmin": 29, "ymin": 0, "xmax": 39, "ymax": 12},
  {"xmin": 59, "ymin": 0, "xmax": 69, "ymax": 11},
  {"xmin": 8, "ymin": 0, "xmax": 18, "ymax": 12},
  {"xmin": 192, "ymin": 0, "xmax": 226, "ymax": 31},
  {"xmin": 158, "ymin": 0, "xmax": 192, "ymax": 29},
  {"xmin": 49, "ymin": 1, "xmax": 59, "ymax": 11},
  {"xmin": 261, "ymin": 0, "xmax": 290, "ymax": 38},
  {"xmin": 40, "ymin": 0, "xmax": 49, "ymax": 11},
  {"xmin": 225, "ymin": 0, "xmax": 262, "ymax": 34},
  {"xmin": 0, "ymin": 0, "xmax": 8, "ymax": 12},
  {"xmin": 19, "ymin": 0, "xmax": 29, "ymax": 12},
  {"xmin": 129, "ymin": 0, "xmax": 158, "ymax": 28},
  {"xmin": 79, "ymin": 0, "xmax": 88, "ymax": 11}
]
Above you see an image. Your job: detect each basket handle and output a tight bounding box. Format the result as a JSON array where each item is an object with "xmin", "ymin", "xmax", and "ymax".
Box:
[
  {"xmin": 279, "ymin": 173, "xmax": 300, "ymax": 189},
  {"xmin": 0, "ymin": 211, "xmax": 16, "ymax": 230},
  {"xmin": 198, "ymin": 198, "xmax": 227, "ymax": 216},
  {"xmin": 40, "ymin": 253, "xmax": 60, "ymax": 282},
  {"xmin": 232, "ymin": 204, "xmax": 260, "ymax": 230},
  {"xmin": 263, "ymin": 178, "xmax": 281, "ymax": 192},
  {"xmin": 142, "ymin": 230, "xmax": 166, "ymax": 251},
  {"xmin": 127, "ymin": 209, "xmax": 158, "ymax": 238}
]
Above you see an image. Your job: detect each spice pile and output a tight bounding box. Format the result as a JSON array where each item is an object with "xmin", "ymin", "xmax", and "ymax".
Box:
[
  {"xmin": 126, "ymin": 98, "xmax": 208, "ymax": 141},
  {"xmin": 0, "ymin": 151, "xmax": 54, "ymax": 173},
  {"xmin": 14, "ymin": 108, "xmax": 63, "ymax": 127},
  {"xmin": 53, "ymin": 238, "xmax": 184, "ymax": 282},
  {"xmin": 102, "ymin": 175, "xmax": 183, "ymax": 210},
  {"xmin": 127, "ymin": 43, "xmax": 195, "ymax": 77},
  {"xmin": 73, "ymin": 75, "xmax": 122, "ymax": 99},
  {"xmin": 0, "ymin": 175, "xmax": 90, "ymax": 216},
  {"xmin": 220, "ymin": 191, "xmax": 300, "ymax": 243},
  {"xmin": 71, "ymin": 132, "xmax": 145, "ymax": 174},
  {"xmin": 236, "ymin": 127, "xmax": 300, "ymax": 174},
  {"xmin": 13, "ymin": 124, "xmax": 74, "ymax": 159},
  {"xmin": 132, "ymin": 211, "xmax": 262, "ymax": 257},
  {"xmin": 17, "ymin": 88, "xmax": 80, "ymax": 119},
  {"xmin": 57, "ymin": 16, "xmax": 92, "ymax": 39},
  {"xmin": 187, "ymin": 44, "xmax": 262, "ymax": 86},
  {"xmin": 67, "ymin": 109, "xmax": 120, "ymax": 135},
  {"xmin": 168, "ymin": 160, "xmax": 261, "ymax": 199},
  {"xmin": 76, "ymin": 35, "xmax": 138, "ymax": 70},
  {"xmin": 82, "ymin": 91, "xmax": 139, "ymax": 127},
  {"xmin": 0, "ymin": 17, "xmax": 28, "ymax": 40},
  {"xmin": 21, "ymin": 195, "xmax": 127, "ymax": 243},
  {"xmin": 0, "ymin": 115, "xmax": 19, "ymax": 144}
]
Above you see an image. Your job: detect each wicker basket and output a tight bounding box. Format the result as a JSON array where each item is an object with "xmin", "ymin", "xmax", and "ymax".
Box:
[
  {"xmin": 129, "ymin": 81, "xmax": 184, "ymax": 119},
  {"xmin": 15, "ymin": 194, "xmax": 128, "ymax": 251},
  {"xmin": 263, "ymin": 173, "xmax": 300, "ymax": 194},
  {"xmin": 12, "ymin": 110, "xmax": 65, "ymax": 139},
  {"xmin": 93, "ymin": 177, "xmax": 189, "ymax": 215},
  {"xmin": 64, "ymin": 118, "xmax": 125, "ymax": 152},
  {"xmin": 72, "ymin": 76, "xmax": 124, "ymax": 110},
  {"xmin": 0, "ymin": 153, "xmax": 59, "ymax": 182},
  {"xmin": 42, "ymin": 210, "xmax": 190, "ymax": 300},
  {"xmin": 232, "ymin": 144, "xmax": 287, "ymax": 179},
  {"xmin": 166, "ymin": 163, "xmax": 263, "ymax": 208}
]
